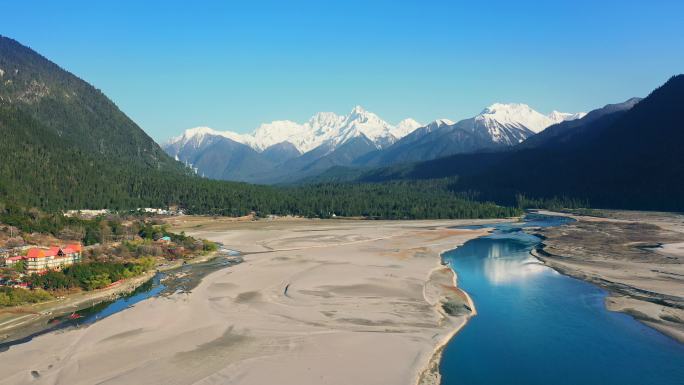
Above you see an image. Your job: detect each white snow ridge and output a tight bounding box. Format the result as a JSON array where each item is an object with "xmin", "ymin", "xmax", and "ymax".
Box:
[
  {"xmin": 167, "ymin": 103, "xmax": 585, "ymax": 155},
  {"xmin": 167, "ymin": 106, "xmax": 422, "ymax": 154}
]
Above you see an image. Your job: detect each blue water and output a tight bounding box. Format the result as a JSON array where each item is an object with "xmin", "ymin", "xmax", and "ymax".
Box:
[
  {"xmin": 74, "ymin": 273, "xmax": 166, "ymax": 326},
  {"xmin": 440, "ymin": 214, "xmax": 684, "ymax": 385}
]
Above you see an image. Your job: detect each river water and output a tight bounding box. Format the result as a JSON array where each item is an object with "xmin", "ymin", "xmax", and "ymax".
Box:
[{"xmin": 440, "ymin": 214, "xmax": 684, "ymax": 385}]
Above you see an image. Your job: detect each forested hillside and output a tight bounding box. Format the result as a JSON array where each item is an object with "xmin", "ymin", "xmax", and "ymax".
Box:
[
  {"xmin": 0, "ymin": 36, "xmax": 180, "ymax": 171},
  {"xmin": 358, "ymin": 75, "xmax": 684, "ymax": 211}
]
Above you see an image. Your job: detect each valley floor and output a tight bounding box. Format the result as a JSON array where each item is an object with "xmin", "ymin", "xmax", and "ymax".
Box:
[
  {"xmin": 533, "ymin": 210, "xmax": 684, "ymax": 342},
  {"xmin": 0, "ymin": 217, "xmax": 501, "ymax": 385}
]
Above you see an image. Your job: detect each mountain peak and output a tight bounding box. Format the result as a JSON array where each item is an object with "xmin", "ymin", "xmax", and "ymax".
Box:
[
  {"xmin": 548, "ymin": 110, "xmax": 568, "ymax": 120},
  {"xmin": 168, "ymin": 106, "xmax": 417, "ymax": 155},
  {"xmin": 419, "ymin": 119, "xmax": 455, "ymax": 134},
  {"xmin": 170, "ymin": 126, "xmax": 247, "ymax": 147},
  {"xmin": 392, "ymin": 118, "xmax": 423, "ymax": 138},
  {"xmin": 351, "ymin": 105, "xmax": 367, "ymax": 115},
  {"xmin": 476, "ymin": 103, "xmax": 584, "ymax": 134},
  {"xmin": 397, "ymin": 117, "xmax": 421, "ymax": 126},
  {"xmin": 178, "ymin": 126, "xmax": 220, "ymax": 139},
  {"xmin": 548, "ymin": 110, "xmax": 587, "ymax": 123},
  {"xmin": 432, "ymin": 118, "xmax": 455, "ymax": 126},
  {"xmin": 481, "ymin": 102, "xmax": 533, "ymax": 115}
]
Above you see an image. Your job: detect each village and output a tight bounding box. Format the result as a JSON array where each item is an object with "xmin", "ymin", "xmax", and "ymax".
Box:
[{"xmin": 0, "ymin": 207, "xmax": 217, "ymax": 308}]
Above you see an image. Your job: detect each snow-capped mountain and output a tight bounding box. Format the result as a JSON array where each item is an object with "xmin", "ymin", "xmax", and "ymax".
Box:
[
  {"xmin": 166, "ymin": 106, "xmax": 421, "ymax": 156},
  {"xmin": 165, "ymin": 126, "xmax": 244, "ymax": 153},
  {"xmin": 394, "ymin": 118, "xmax": 423, "ymax": 138},
  {"xmin": 420, "ymin": 119, "xmax": 455, "ymax": 133},
  {"xmin": 163, "ymin": 103, "xmax": 584, "ymax": 184},
  {"xmin": 453, "ymin": 103, "xmax": 587, "ymax": 146},
  {"xmin": 364, "ymin": 103, "xmax": 585, "ymax": 166},
  {"xmin": 548, "ymin": 110, "xmax": 587, "ymax": 124}
]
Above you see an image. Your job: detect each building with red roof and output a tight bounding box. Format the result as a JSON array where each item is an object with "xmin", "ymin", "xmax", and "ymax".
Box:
[
  {"xmin": 4, "ymin": 244, "xmax": 82, "ymax": 273},
  {"xmin": 5, "ymin": 255, "xmax": 25, "ymax": 263}
]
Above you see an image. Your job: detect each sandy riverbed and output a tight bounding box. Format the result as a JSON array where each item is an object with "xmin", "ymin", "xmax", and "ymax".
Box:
[{"xmin": 0, "ymin": 218, "xmax": 500, "ymax": 385}]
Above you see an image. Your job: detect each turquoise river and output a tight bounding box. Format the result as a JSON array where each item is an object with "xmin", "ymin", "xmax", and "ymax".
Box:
[{"xmin": 440, "ymin": 214, "xmax": 684, "ymax": 385}]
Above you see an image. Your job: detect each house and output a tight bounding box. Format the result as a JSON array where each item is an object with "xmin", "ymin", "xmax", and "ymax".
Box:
[
  {"xmin": 4, "ymin": 244, "xmax": 82, "ymax": 273},
  {"xmin": 64, "ymin": 209, "xmax": 109, "ymax": 218},
  {"xmin": 4, "ymin": 255, "xmax": 25, "ymax": 267}
]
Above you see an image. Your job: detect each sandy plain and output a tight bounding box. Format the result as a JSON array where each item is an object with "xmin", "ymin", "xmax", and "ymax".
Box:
[{"xmin": 0, "ymin": 218, "xmax": 501, "ymax": 385}]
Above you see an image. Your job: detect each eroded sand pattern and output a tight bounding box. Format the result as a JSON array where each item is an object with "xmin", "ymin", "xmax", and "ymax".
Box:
[{"xmin": 0, "ymin": 218, "xmax": 500, "ymax": 385}]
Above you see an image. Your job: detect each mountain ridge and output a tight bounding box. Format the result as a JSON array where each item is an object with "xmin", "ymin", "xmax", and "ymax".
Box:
[
  {"xmin": 356, "ymin": 75, "xmax": 683, "ymax": 211},
  {"xmin": 167, "ymin": 106, "xmax": 422, "ymax": 155},
  {"xmin": 164, "ymin": 103, "xmax": 584, "ymax": 183},
  {"xmin": 0, "ymin": 35, "xmax": 181, "ymax": 173},
  {"xmin": 358, "ymin": 103, "xmax": 585, "ymax": 167}
]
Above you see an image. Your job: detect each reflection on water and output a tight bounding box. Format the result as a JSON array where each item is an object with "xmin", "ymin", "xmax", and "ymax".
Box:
[
  {"xmin": 440, "ymin": 214, "xmax": 684, "ymax": 385},
  {"xmin": 483, "ymin": 255, "xmax": 548, "ymax": 285},
  {"xmin": 477, "ymin": 239, "xmax": 549, "ymax": 285}
]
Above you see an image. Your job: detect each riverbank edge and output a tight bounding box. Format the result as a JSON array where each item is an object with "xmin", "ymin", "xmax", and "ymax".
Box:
[
  {"xmin": 0, "ymin": 250, "xmax": 219, "ymax": 340},
  {"xmin": 527, "ymin": 210, "xmax": 684, "ymax": 344},
  {"xmin": 531, "ymin": 248, "xmax": 684, "ymax": 343},
  {"xmin": 416, "ymin": 239, "xmax": 485, "ymax": 385}
]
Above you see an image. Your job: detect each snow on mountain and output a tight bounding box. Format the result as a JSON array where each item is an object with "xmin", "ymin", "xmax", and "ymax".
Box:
[
  {"xmin": 163, "ymin": 102, "xmax": 587, "ymax": 184},
  {"xmin": 452, "ymin": 103, "xmax": 586, "ymax": 145},
  {"xmin": 249, "ymin": 120, "xmax": 314, "ymax": 151},
  {"xmin": 393, "ymin": 118, "xmax": 423, "ymax": 138},
  {"xmin": 476, "ymin": 103, "xmax": 553, "ymax": 134},
  {"xmin": 167, "ymin": 106, "xmax": 421, "ymax": 154},
  {"xmin": 166, "ymin": 103, "xmax": 583, "ymax": 162},
  {"xmin": 330, "ymin": 106, "xmax": 403, "ymax": 150},
  {"xmin": 168, "ymin": 126, "xmax": 249, "ymax": 149},
  {"xmin": 424, "ymin": 118, "xmax": 455, "ymax": 132},
  {"xmin": 548, "ymin": 110, "xmax": 587, "ymax": 124}
]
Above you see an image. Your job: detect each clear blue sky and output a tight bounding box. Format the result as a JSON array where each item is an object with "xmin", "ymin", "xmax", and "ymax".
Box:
[{"xmin": 3, "ymin": 0, "xmax": 683, "ymax": 142}]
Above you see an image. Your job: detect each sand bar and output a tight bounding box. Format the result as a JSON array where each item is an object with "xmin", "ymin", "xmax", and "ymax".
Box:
[{"xmin": 533, "ymin": 210, "xmax": 684, "ymax": 342}]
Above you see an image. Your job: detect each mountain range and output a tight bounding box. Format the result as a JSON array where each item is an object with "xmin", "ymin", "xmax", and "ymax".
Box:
[
  {"xmin": 164, "ymin": 104, "xmax": 585, "ymax": 183},
  {"xmin": 3, "ymin": 33, "xmax": 682, "ymax": 214}
]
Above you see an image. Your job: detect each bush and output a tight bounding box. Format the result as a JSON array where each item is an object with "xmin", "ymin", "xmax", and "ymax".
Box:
[
  {"xmin": 27, "ymin": 258, "xmax": 158, "ymax": 292},
  {"xmin": 202, "ymin": 240, "xmax": 218, "ymax": 252},
  {"xmin": 27, "ymin": 270, "xmax": 77, "ymax": 290},
  {"xmin": 0, "ymin": 287, "xmax": 53, "ymax": 307},
  {"xmin": 82, "ymin": 273, "xmax": 112, "ymax": 291}
]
